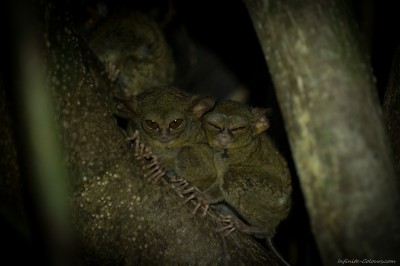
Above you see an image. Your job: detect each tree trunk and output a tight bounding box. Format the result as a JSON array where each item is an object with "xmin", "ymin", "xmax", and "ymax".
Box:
[
  {"xmin": 383, "ymin": 46, "xmax": 400, "ymax": 176},
  {"xmin": 243, "ymin": 0, "xmax": 400, "ymax": 264}
]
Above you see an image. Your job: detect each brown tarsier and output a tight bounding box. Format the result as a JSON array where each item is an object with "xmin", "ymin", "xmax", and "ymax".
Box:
[
  {"xmin": 176, "ymin": 100, "xmax": 292, "ymax": 233},
  {"xmin": 88, "ymin": 11, "xmax": 175, "ymax": 96},
  {"xmin": 173, "ymin": 100, "xmax": 292, "ymax": 265},
  {"xmin": 120, "ymin": 86, "xmax": 215, "ymax": 180}
]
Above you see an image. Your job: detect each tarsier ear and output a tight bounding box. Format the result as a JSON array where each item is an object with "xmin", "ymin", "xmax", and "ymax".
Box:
[
  {"xmin": 252, "ymin": 107, "xmax": 271, "ymax": 135},
  {"xmin": 113, "ymin": 89, "xmax": 141, "ymax": 118},
  {"xmin": 188, "ymin": 96, "xmax": 216, "ymax": 118}
]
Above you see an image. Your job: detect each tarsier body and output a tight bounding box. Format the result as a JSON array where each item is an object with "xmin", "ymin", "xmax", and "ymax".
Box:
[
  {"xmin": 173, "ymin": 100, "xmax": 292, "ymax": 265},
  {"xmin": 177, "ymin": 100, "xmax": 292, "ymax": 237},
  {"xmin": 88, "ymin": 11, "xmax": 175, "ymax": 95}
]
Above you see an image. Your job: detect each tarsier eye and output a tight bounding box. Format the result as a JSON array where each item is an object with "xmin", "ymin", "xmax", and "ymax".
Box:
[
  {"xmin": 231, "ymin": 126, "xmax": 246, "ymax": 132},
  {"xmin": 145, "ymin": 120, "xmax": 160, "ymax": 130},
  {"xmin": 169, "ymin": 119, "xmax": 183, "ymax": 130},
  {"xmin": 207, "ymin": 122, "xmax": 221, "ymax": 130}
]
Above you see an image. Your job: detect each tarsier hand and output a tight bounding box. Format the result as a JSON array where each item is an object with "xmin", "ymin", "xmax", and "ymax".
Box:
[
  {"xmin": 103, "ymin": 61, "xmax": 121, "ymax": 82},
  {"xmin": 128, "ymin": 130, "xmax": 165, "ymax": 182},
  {"xmin": 142, "ymin": 154, "xmax": 165, "ymax": 183}
]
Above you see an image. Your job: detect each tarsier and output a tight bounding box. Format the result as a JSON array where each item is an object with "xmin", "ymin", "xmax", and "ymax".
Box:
[
  {"xmin": 88, "ymin": 11, "xmax": 176, "ymax": 96},
  {"xmin": 119, "ymin": 86, "xmax": 215, "ymax": 180},
  {"xmin": 173, "ymin": 100, "xmax": 292, "ymax": 265},
  {"xmin": 174, "ymin": 99, "xmax": 292, "ymax": 232}
]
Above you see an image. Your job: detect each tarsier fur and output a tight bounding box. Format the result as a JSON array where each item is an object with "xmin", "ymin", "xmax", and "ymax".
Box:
[
  {"xmin": 177, "ymin": 100, "xmax": 292, "ymax": 237},
  {"xmin": 88, "ymin": 11, "xmax": 175, "ymax": 96}
]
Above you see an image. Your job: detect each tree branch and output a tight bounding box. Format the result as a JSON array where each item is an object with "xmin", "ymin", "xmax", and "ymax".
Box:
[{"xmin": 244, "ymin": 0, "xmax": 400, "ymax": 264}]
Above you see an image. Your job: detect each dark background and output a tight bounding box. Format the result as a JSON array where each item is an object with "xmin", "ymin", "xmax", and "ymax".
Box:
[{"xmin": 2, "ymin": 0, "xmax": 399, "ymax": 265}]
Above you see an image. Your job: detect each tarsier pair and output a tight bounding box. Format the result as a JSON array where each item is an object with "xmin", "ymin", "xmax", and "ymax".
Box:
[{"xmin": 117, "ymin": 87, "xmax": 292, "ymax": 255}]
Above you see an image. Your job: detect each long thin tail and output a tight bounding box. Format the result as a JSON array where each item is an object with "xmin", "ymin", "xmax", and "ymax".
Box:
[{"xmin": 266, "ymin": 238, "xmax": 291, "ymax": 266}]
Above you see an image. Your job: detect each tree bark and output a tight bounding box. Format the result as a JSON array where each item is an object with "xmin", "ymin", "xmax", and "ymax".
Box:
[
  {"xmin": 383, "ymin": 46, "xmax": 400, "ymax": 176},
  {"xmin": 243, "ymin": 0, "xmax": 400, "ymax": 264}
]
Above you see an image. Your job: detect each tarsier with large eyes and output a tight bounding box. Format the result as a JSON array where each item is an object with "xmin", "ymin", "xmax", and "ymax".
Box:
[
  {"xmin": 119, "ymin": 86, "xmax": 215, "ymax": 179},
  {"xmin": 88, "ymin": 11, "xmax": 176, "ymax": 96}
]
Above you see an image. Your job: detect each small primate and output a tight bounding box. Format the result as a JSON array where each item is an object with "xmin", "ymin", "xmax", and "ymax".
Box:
[
  {"xmin": 174, "ymin": 100, "xmax": 292, "ymax": 265},
  {"xmin": 88, "ymin": 11, "xmax": 176, "ymax": 96},
  {"xmin": 119, "ymin": 87, "xmax": 214, "ymax": 180}
]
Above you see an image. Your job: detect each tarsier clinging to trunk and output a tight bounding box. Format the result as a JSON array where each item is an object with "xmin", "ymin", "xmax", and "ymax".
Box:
[
  {"xmin": 173, "ymin": 100, "xmax": 292, "ymax": 265},
  {"xmin": 132, "ymin": 94, "xmax": 292, "ymax": 264},
  {"xmin": 88, "ymin": 11, "xmax": 176, "ymax": 96},
  {"xmin": 173, "ymin": 100, "xmax": 291, "ymax": 236}
]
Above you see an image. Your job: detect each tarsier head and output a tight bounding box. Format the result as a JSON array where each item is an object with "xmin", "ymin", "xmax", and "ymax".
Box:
[
  {"xmin": 203, "ymin": 100, "xmax": 270, "ymax": 149},
  {"xmin": 123, "ymin": 87, "xmax": 215, "ymax": 144},
  {"xmin": 89, "ymin": 11, "xmax": 175, "ymax": 96}
]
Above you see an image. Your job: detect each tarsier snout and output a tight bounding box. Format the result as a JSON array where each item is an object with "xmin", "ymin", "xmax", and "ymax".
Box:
[
  {"xmin": 159, "ymin": 128, "xmax": 170, "ymax": 141},
  {"xmin": 216, "ymin": 129, "xmax": 233, "ymax": 147}
]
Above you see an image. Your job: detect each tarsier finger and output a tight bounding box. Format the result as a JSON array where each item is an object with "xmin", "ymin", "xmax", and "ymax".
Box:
[
  {"xmin": 148, "ymin": 170, "xmax": 165, "ymax": 183},
  {"xmin": 182, "ymin": 194, "xmax": 196, "ymax": 205},
  {"xmin": 201, "ymin": 204, "xmax": 209, "ymax": 217},
  {"xmin": 142, "ymin": 160, "xmax": 159, "ymax": 171},
  {"xmin": 181, "ymin": 186, "xmax": 197, "ymax": 195},
  {"xmin": 143, "ymin": 146, "xmax": 153, "ymax": 159},
  {"xmin": 192, "ymin": 202, "xmax": 202, "ymax": 215}
]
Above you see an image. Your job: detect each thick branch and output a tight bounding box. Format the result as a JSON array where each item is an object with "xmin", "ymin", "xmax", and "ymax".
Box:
[
  {"xmin": 244, "ymin": 0, "xmax": 400, "ymax": 264},
  {"xmin": 383, "ymin": 46, "xmax": 400, "ymax": 176}
]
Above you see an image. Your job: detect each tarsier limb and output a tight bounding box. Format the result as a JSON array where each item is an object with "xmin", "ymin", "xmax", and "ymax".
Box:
[
  {"xmin": 127, "ymin": 129, "xmax": 165, "ymax": 183},
  {"xmin": 199, "ymin": 100, "xmax": 292, "ymax": 237}
]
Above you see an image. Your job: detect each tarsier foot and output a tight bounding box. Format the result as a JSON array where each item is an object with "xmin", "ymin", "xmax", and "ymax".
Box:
[
  {"xmin": 217, "ymin": 214, "xmax": 253, "ymax": 237},
  {"xmin": 217, "ymin": 213, "xmax": 267, "ymax": 237},
  {"xmin": 169, "ymin": 176, "xmax": 191, "ymax": 191},
  {"xmin": 217, "ymin": 214, "xmax": 238, "ymax": 236},
  {"xmin": 179, "ymin": 186, "xmax": 210, "ymax": 217}
]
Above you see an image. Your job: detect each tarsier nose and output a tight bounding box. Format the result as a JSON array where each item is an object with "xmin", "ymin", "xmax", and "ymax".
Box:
[
  {"xmin": 216, "ymin": 131, "xmax": 232, "ymax": 147},
  {"xmin": 160, "ymin": 128, "xmax": 169, "ymax": 139}
]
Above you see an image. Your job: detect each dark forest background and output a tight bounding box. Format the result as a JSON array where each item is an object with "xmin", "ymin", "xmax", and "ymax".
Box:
[{"xmin": 1, "ymin": 0, "xmax": 399, "ymax": 265}]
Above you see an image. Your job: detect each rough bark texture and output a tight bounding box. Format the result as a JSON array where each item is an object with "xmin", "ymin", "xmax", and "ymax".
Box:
[
  {"xmin": 0, "ymin": 1, "xmax": 281, "ymax": 265},
  {"xmin": 244, "ymin": 0, "xmax": 400, "ymax": 264},
  {"xmin": 383, "ymin": 46, "xmax": 400, "ymax": 176}
]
